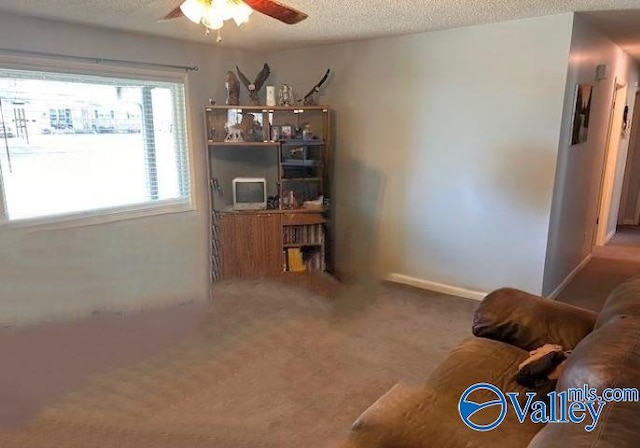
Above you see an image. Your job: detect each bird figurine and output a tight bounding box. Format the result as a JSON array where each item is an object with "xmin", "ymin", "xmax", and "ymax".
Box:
[
  {"xmin": 303, "ymin": 69, "xmax": 331, "ymax": 105},
  {"xmin": 225, "ymin": 71, "xmax": 240, "ymax": 106},
  {"xmin": 236, "ymin": 63, "xmax": 271, "ymax": 105}
]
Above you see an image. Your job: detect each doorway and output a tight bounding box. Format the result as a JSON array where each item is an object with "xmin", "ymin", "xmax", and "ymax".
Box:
[{"xmin": 594, "ymin": 80, "xmax": 628, "ymax": 246}]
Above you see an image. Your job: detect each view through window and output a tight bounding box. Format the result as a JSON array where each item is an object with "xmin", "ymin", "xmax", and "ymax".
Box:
[{"xmin": 0, "ymin": 68, "xmax": 190, "ymax": 221}]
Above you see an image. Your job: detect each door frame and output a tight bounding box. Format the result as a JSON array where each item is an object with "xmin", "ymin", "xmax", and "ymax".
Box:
[{"xmin": 594, "ymin": 79, "xmax": 628, "ymax": 246}]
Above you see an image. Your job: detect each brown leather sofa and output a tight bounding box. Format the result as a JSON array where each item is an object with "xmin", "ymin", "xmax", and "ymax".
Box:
[{"xmin": 340, "ymin": 279, "xmax": 640, "ymax": 447}]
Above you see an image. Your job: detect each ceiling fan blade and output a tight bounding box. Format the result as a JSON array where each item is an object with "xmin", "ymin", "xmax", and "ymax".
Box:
[
  {"xmin": 159, "ymin": 4, "xmax": 185, "ymax": 22},
  {"xmin": 241, "ymin": 0, "xmax": 308, "ymax": 25}
]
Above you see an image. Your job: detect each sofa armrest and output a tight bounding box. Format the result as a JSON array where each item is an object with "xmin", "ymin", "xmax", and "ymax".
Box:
[{"xmin": 472, "ymin": 288, "xmax": 597, "ymax": 351}]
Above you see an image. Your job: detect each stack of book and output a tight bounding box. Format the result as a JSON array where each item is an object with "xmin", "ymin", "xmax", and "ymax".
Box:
[{"xmin": 285, "ymin": 248, "xmax": 306, "ymax": 272}]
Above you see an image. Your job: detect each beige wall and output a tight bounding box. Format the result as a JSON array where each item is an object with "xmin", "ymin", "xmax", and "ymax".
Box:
[
  {"xmin": 266, "ymin": 14, "xmax": 574, "ymax": 294},
  {"xmin": 3, "ymin": 10, "xmax": 626, "ymax": 323},
  {"xmin": 543, "ymin": 14, "xmax": 639, "ymax": 296},
  {"xmin": 0, "ymin": 13, "xmax": 261, "ymax": 326}
]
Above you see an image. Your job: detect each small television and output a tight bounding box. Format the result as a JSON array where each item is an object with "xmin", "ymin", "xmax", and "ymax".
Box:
[{"xmin": 232, "ymin": 177, "xmax": 267, "ymax": 211}]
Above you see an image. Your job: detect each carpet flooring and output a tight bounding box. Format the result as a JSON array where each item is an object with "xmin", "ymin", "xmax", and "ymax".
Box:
[
  {"xmin": 4, "ymin": 244, "xmax": 638, "ymax": 447},
  {"xmin": 555, "ymin": 257, "xmax": 640, "ymax": 312},
  {"xmin": 0, "ymin": 278, "xmax": 478, "ymax": 448},
  {"xmin": 557, "ymin": 225, "xmax": 640, "ymax": 312}
]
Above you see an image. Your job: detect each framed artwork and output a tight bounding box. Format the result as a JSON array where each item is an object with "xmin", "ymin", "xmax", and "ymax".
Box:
[
  {"xmin": 571, "ymin": 84, "xmax": 593, "ymax": 145},
  {"xmin": 281, "ymin": 125, "xmax": 293, "ymax": 139}
]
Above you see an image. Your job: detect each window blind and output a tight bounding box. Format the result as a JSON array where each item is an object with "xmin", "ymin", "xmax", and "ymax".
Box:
[{"xmin": 0, "ymin": 67, "xmax": 191, "ymax": 221}]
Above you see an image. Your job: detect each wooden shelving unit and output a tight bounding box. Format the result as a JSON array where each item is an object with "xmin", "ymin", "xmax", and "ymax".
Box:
[{"xmin": 205, "ymin": 105, "xmax": 332, "ymax": 281}]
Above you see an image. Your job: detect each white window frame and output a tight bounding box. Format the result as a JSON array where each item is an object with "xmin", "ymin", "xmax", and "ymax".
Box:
[{"xmin": 0, "ymin": 54, "xmax": 197, "ymax": 230}]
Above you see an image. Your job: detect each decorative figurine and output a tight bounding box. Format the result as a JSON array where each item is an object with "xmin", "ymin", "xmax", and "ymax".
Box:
[
  {"xmin": 278, "ymin": 84, "xmax": 294, "ymax": 106},
  {"xmin": 236, "ymin": 63, "xmax": 271, "ymax": 105},
  {"xmin": 224, "ymin": 124, "xmax": 244, "ymax": 142},
  {"xmin": 225, "ymin": 113, "xmax": 260, "ymax": 142},
  {"xmin": 225, "ymin": 71, "xmax": 240, "ymax": 106},
  {"xmin": 302, "ymin": 69, "xmax": 331, "ymax": 105}
]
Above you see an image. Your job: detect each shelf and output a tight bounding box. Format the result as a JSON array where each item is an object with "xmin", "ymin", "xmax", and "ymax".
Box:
[
  {"xmin": 207, "ymin": 103, "xmax": 331, "ymax": 280},
  {"xmin": 283, "ymin": 243, "xmax": 323, "ymax": 248},
  {"xmin": 214, "ymin": 208, "xmax": 326, "ymax": 215},
  {"xmin": 205, "ymin": 106, "xmax": 329, "ymax": 112},
  {"xmin": 281, "ymin": 177, "xmax": 322, "ymax": 182},
  {"xmin": 281, "ymin": 160, "xmax": 321, "ymax": 167},
  {"xmin": 280, "ymin": 140, "xmax": 325, "ymax": 146},
  {"xmin": 207, "ymin": 140, "xmax": 324, "ymax": 147},
  {"xmin": 282, "ymin": 213, "xmax": 327, "ymax": 225},
  {"xmin": 208, "ymin": 141, "xmax": 278, "ymax": 147}
]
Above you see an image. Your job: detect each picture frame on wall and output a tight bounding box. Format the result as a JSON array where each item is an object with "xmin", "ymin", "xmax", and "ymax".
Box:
[{"xmin": 570, "ymin": 83, "xmax": 593, "ymax": 145}]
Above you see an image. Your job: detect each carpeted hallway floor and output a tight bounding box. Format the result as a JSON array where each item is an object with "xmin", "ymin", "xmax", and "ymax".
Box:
[
  {"xmin": 555, "ymin": 257, "xmax": 640, "ymax": 312},
  {"xmin": 557, "ymin": 225, "xmax": 640, "ymax": 312}
]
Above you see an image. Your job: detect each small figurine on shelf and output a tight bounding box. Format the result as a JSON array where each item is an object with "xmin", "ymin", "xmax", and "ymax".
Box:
[
  {"xmin": 289, "ymin": 191, "xmax": 297, "ymax": 209},
  {"xmin": 302, "ymin": 123, "xmax": 314, "ymax": 141},
  {"xmin": 282, "ymin": 190, "xmax": 297, "ymax": 209},
  {"xmin": 302, "ymin": 69, "xmax": 331, "ymax": 105},
  {"xmin": 236, "ymin": 63, "xmax": 271, "ymax": 105},
  {"xmin": 224, "ymin": 125, "xmax": 244, "ymax": 142},
  {"xmin": 224, "ymin": 113, "xmax": 261, "ymax": 142},
  {"xmin": 267, "ymin": 195, "xmax": 279, "ymax": 210},
  {"xmin": 278, "ymin": 84, "xmax": 294, "ymax": 106},
  {"xmin": 225, "ymin": 71, "xmax": 240, "ymax": 105}
]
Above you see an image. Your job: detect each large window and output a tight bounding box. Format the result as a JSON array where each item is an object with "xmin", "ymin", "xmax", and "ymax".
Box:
[{"xmin": 0, "ymin": 67, "xmax": 191, "ymax": 222}]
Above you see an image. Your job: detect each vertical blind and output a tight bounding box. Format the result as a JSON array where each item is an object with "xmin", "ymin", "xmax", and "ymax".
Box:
[{"xmin": 0, "ymin": 67, "xmax": 190, "ymax": 221}]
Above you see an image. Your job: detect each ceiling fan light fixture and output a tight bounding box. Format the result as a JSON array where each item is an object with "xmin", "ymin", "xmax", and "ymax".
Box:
[
  {"xmin": 180, "ymin": 0, "xmax": 208, "ymax": 23},
  {"xmin": 163, "ymin": 0, "xmax": 308, "ymax": 36},
  {"xmin": 232, "ymin": 3, "xmax": 253, "ymax": 26},
  {"xmin": 180, "ymin": 0, "xmax": 254, "ymax": 32},
  {"xmin": 202, "ymin": 13, "xmax": 224, "ymax": 30}
]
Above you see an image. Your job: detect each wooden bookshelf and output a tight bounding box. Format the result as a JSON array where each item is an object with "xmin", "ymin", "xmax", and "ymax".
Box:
[{"xmin": 206, "ymin": 105, "xmax": 332, "ymax": 281}]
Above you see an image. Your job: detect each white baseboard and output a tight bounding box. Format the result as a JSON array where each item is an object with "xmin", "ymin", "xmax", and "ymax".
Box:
[
  {"xmin": 547, "ymin": 254, "xmax": 592, "ymax": 300},
  {"xmin": 605, "ymin": 229, "xmax": 616, "ymax": 244},
  {"xmin": 384, "ymin": 273, "xmax": 488, "ymax": 301}
]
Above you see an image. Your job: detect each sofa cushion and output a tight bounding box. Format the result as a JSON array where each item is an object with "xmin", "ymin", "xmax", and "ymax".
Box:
[
  {"xmin": 473, "ymin": 288, "xmax": 597, "ymax": 351},
  {"xmin": 527, "ymin": 400, "xmax": 640, "ymax": 448},
  {"xmin": 344, "ymin": 337, "xmax": 542, "ymax": 448},
  {"xmin": 558, "ymin": 316, "xmax": 640, "ymax": 392},
  {"xmin": 596, "ymin": 276, "xmax": 640, "ymax": 328},
  {"xmin": 528, "ymin": 316, "xmax": 640, "ymax": 447}
]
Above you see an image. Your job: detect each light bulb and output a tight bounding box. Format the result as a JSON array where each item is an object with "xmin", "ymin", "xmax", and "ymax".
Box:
[
  {"xmin": 202, "ymin": 13, "xmax": 224, "ymax": 30},
  {"xmin": 232, "ymin": 2, "xmax": 252, "ymax": 26},
  {"xmin": 180, "ymin": 0, "xmax": 207, "ymax": 24},
  {"xmin": 212, "ymin": 0, "xmax": 235, "ymax": 21}
]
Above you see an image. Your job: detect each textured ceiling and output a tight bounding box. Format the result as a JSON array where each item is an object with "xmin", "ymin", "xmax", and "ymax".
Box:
[
  {"xmin": 2, "ymin": 1, "xmax": 640, "ymax": 51},
  {"xmin": 583, "ymin": 10, "xmax": 640, "ymax": 61}
]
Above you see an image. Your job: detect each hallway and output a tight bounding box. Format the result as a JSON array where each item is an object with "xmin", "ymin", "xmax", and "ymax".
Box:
[
  {"xmin": 557, "ymin": 225, "xmax": 640, "ymax": 311},
  {"xmin": 592, "ymin": 225, "xmax": 640, "ymax": 261}
]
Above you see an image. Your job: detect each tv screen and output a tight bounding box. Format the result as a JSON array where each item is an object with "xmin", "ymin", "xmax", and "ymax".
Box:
[
  {"xmin": 232, "ymin": 178, "xmax": 267, "ymax": 210},
  {"xmin": 236, "ymin": 182, "xmax": 265, "ymax": 203}
]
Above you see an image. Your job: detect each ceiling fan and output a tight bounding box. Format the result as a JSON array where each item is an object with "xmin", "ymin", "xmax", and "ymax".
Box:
[{"xmin": 162, "ymin": 0, "xmax": 308, "ymax": 40}]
